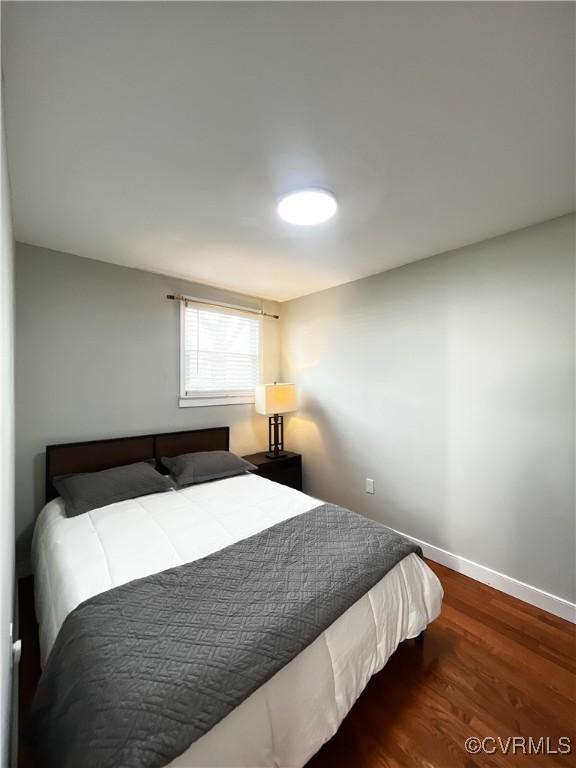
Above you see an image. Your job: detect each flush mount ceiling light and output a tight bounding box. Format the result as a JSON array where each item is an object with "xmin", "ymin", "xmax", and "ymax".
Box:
[{"xmin": 277, "ymin": 189, "xmax": 338, "ymax": 226}]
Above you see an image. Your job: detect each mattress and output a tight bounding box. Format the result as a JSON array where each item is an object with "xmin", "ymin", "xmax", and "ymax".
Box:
[{"xmin": 32, "ymin": 473, "xmax": 443, "ymax": 768}]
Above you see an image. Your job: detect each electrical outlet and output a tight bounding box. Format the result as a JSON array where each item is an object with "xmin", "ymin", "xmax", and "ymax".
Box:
[{"xmin": 365, "ymin": 478, "xmax": 375, "ymax": 494}]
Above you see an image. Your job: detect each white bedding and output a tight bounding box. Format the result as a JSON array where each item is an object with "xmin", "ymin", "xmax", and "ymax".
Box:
[{"xmin": 32, "ymin": 473, "xmax": 443, "ymax": 768}]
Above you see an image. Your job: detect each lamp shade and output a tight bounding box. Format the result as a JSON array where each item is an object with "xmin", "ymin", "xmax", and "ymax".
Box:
[{"xmin": 255, "ymin": 383, "xmax": 297, "ymax": 416}]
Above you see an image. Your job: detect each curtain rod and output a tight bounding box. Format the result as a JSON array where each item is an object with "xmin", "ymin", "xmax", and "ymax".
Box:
[{"xmin": 166, "ymin": 293, "xmax": 279, "ymax": 319}]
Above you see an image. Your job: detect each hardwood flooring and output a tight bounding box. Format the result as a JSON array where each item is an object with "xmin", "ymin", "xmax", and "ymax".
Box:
[
  {"xmin": 309, "ymin": 561, "xmax": 576, "ymax": 768},
  {"xmin": 18, "ymin": 561, "xmax": 575, "ymax": 768}
]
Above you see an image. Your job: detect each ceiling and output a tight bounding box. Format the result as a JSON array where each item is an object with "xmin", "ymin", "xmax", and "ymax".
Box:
[{"xmin": 3, "ymin": 2, "xmax": 574, "ymax": 302}]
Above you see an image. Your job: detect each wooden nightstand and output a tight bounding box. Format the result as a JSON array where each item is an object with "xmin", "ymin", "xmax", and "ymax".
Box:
[{"xmin": 243, "ymin": 451, "xmax": 302, "ymax": 491}]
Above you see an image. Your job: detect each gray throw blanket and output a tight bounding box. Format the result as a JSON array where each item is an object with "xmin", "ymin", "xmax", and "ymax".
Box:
[{"xmin": 29, "ymin": 504, "xmax": 421, "ymax": 768}]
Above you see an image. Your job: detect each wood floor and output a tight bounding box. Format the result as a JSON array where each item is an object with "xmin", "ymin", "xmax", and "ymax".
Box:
[{"xmin": 18, "ymin": 560, "xmax": 575, "ymax": 768}]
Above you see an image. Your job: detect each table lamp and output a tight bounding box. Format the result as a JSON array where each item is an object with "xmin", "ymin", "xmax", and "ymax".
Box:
[{"xmin": 255, "ymin": 383, "xmax": 297, "ymax": 459}]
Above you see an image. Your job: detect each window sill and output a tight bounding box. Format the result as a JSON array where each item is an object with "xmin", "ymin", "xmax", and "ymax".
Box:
[{"xmin": 179, "ymin": 395, "xmax": 255, "ymax": 408}]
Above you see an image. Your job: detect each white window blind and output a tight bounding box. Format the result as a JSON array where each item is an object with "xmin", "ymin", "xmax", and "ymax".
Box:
[{"xmin": 181, "ymin": 301, "xmax": 261, "ymax": 402}]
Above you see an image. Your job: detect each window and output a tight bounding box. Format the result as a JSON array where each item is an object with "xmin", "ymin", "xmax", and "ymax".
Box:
[{"xmin": 179, "ymin": 300, "xmax": 261, "ymax": 407}]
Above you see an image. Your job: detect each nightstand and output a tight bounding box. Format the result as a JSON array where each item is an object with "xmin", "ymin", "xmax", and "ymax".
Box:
[{"xmin": 243, "ymin": 451, "xmax": 302, "ymax": 491}]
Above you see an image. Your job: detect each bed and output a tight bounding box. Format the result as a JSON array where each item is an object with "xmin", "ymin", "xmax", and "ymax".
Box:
[{"xmin": 31, "ymin": 427, "xmax": 443, "ymax": 768}]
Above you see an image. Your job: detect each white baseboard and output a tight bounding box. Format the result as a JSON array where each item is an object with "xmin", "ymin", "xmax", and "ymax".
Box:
[
  {"xmin": 393, "ymin": 529, "xmax": 576, "ymax": 624},
  {"xmin": 16, "ymin": 534, "xmax": 576, "ymax": 623}
]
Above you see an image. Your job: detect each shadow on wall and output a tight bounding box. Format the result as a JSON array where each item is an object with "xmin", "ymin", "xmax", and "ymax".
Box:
[
  {"xmin": 288, "ymin": 394, "xmax": 451, "ymax": 539},
  {"xmin": 282, "ymin": 215, "xmax": 575, "ymax": 601},
  {"xmin": 282, "ymin": 264, "xmax": 454, "ymax": 549},
  {"xmin": 285, "ymin": 397, "xmax": 375, "ymax": 513},
  {"xmin": 285, "ymin": 402, "xmax": 332, "ymax": 496},
  {"xmin": 15, "ymin": 451, "xmax": 45, "ymax": 565}
]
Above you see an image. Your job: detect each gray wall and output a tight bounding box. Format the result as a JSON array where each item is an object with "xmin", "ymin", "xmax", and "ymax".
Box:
[
  {"xmin": 0, "ymin": 57, "xmax": 16, "ymax": 767},
  {"xmin": 281, "ymin": 215, "xmax": 575, "ymax": 602},
  {"xmin": 14, "ymin": 216, "xmax": 576, "ymax": 602},
  {"xmin": 14, "ymin": 244, "xmax": 280, "ymax": 561}
]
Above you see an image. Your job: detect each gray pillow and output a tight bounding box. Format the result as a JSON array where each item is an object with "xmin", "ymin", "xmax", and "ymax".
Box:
[
  {"xmin": 161, "ymin": 450, "xmax": 257, "ymax": 487},
  {"xmin": 53, "ymin": 462, "xmax": 174, "ymax": 518}
]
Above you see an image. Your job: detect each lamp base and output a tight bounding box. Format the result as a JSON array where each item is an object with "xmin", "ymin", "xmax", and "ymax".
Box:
[
  {"xmin": 267, "ymin": 413, "xmax": 287, "ymax": 459},
  {"xmin": 265, "ymin": 450, "xmax": 288, "ymax": 460}
]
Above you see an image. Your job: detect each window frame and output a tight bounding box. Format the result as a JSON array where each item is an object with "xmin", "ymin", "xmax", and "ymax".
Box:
[{"xmin": 178, "ymin": 300, "xmax": 262, "ymax": 408}]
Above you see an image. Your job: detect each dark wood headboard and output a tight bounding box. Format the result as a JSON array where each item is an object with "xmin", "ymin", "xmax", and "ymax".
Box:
[{"xmin": 45, "ymin": 427, "xmax": 230, "ymax": 502}]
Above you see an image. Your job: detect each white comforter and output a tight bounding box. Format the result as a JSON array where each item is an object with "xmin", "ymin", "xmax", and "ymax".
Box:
[{"xmin": 32, "ymin": 473, "xmax": 443, "ymax": 768}]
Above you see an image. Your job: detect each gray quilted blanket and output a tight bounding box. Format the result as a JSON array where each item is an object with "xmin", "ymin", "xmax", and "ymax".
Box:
[{"xmin": 29, "ymin": 503, "xmax": 421, "ymax": 768}]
